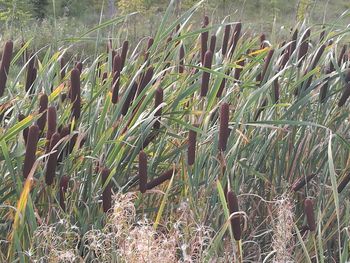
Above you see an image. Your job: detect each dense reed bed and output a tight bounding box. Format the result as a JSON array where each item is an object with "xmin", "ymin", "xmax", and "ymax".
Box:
[{"xmin": 1, "ymin": 1, "xmax": 350, "ymax": 262}]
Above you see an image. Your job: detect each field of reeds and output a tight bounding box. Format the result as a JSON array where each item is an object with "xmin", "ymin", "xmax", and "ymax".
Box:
[{"xmin": 1, "ymin": 1, "xmax": 350, "ymax": 262}]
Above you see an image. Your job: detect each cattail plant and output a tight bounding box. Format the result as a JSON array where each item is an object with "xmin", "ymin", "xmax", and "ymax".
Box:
[
  {"xmin": 76, "ymin": 61, "xmax": 83, "ymax": 73},
  {"xmin": 101, "ymin": 168, "xmax": 112, "ymax": 213},
  {"xmin": 209, "ymin": 35, "xmax": 216, "ymax": 54},
  {"xmin": 102, "ymin": 72, "xmax": 108, "ymax": 85},
  {"xmin": 139, "ymin": 150, "xmax": 147, "ymax": 193},
  {"xmin": 37, "ymin": 94, "xmax": 48, "ymax": 132},
  {"xmin": 304, "ymin": 198, "xmax": 316, "ymax": 232},
  {"xmin": 218, "ymin": 102, "xmax": 230, "ymax": 152},
  {"xmin": 254, "ymin": 99, "xmax": 267, "ymax": 121},
  {"xmin": 137, "ymin": 66, "xmax": 154, "ymax": 96},
  {"xmin": 273, "ymin": 78, "xmax": 280, "ymax": 103},
  {"xmin": 188, "ymin": 127, "xmax": 197, "ymax": 165},
  {"xmin": 121, "ymin": 40, "xmax": 129, "ymax": 70},
  {"xmin": 153, "ymin": 87, "xmax": 163, "ymax": 130},
  {"xmin": 337, "ymin": 172, "xmax": 350, "ymax": 193},
  {"xmin": 146, "ymin": 168, "xmax": 176, "ymax": 190},
  {"xmin": 25, "ymin": 54, "xmax": 36, "ymax": 93},
  {"xmin": 200, "ymin": 50, "xmax": 213, "ymax": 97},
  {"xmin": 45, "ymin": 106, "xmax": 57, "ymax": 152},
  {"xmin": 338, "ymin": 83, "xmax": 350, "ymax": 107},
  {"xmin": 260, "ymin": 49, "xmax": 274, "ymax": 83},
  {"xmin": 260, "ymin": 34, "xmax": 266, "ymax": 48},
  {"xmin": 144, "ymin": 37, "xmax": 154, "ymax": 61},
  {"xmin": 226, "ymin": 190, "xmax": 241, "ymax": 241},
  {"xmin": 70, "ymin": 68, "xmax": 81, "ymax": 120},
  {"xmin": 121, "ymin": 82, "xmax": 138, "ymax": 116},
  {"xmin": 23, "ymin": 125, "xmax": 39, "ymax": 179},
  {"xmin": 292, "ymin": 173, "xmax": 317, "ymax": 191},
  {"xmin": 200, "ymin": 16, "xmax": 209, "ymax": 64},
  {"xmin": 58, "ymin": 125, "xmax": 70, "ymax": 163},
  {"xmin": 217, "ymin": 72, "xmax": 227, "ymax": 98},
  {"xmin": 0, "ymin": 40, "xmax": 14, "ymax": 97},
  {"xmin": 338, "ymin": 45, "xmax": 347, "ymax": 67},
  {"xmin": 289, "ymin": 29, "xmax": 298, "ymax": 55},
  {"xmin": 113, "ymin": 54, "xmax": 122, "ymax": 74},
  {"xmin": 228, "ymin": 22, "xmax": 242, "ymax": 58},
  {"xmin": 111, "ymin": 71, "xmax": 120, "ymax": 104},
  {"xmin": 18, "ymin": 114, "xmax": 29, "ymax": 145},
  {"xmin": 45, "ymin": 132, "xmax": 60, "ymax": 185},
  {"xmin": 222, "ymin": 24, "xmax": 231, "ymax": 56},
  {"xmin": 297, "ymin": 29, "xmax": 310, "ymax": 67},
  {"xmin": 59, "ymin": 176, "xmax": 69, "ymax": 211},
  {"xmin": 179, "ymin": 44, "xmax": 185, "ymax": 74}
]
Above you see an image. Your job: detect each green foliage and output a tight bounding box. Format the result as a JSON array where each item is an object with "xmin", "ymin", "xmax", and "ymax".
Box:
[
  {"xmin": 31, "ymin": 0, "xmax": 49, "ymax": 19},
  {"xmin": 0, "ymin": 0, "xmax": 32, "ymax": 27}
]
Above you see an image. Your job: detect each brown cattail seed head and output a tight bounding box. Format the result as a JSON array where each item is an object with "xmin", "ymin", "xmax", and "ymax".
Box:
[
  {"xmin": 226, "ymin": 190, "xmax": 241, "ymax": 241},
  {"xmin": 229, "ymin": 22, "xmax": 242, "ymax": 57},
  {"xmin": 76, "ymin": 61, "xmax": 83, "ymax": 73},
  {"xmin": 261, "ymin": 49, "xmax": 274, "ymax": 82},
  {"xmin": 37, "ymin": 93, "xmax": 48, "ymax": 132},
  {"xmin": 137, "ymin": 66, "xmax": 154, "ymax": 96},
  {"xmin": 188, "ymin": 128, "xmax": 197, "ymax": 166},
  {"xmin": 139, "ymin": 150, "xmax": 148, "ymax": 193},
  {"xmin": 337, "ymin": 172, "xmax": 350, "ymax": 193},
  {"xmin": 338, "ymin": 84, "xmax": 350, "ymax": 107},
  {"xmin": 304, "ymin": 198, "xmax": 316, "ymax": 232},
  {"xmin": 218, "ymin": 102, "xmax": 230, "ymax": 152},
  {"xmin": 289, "ymin": 29, "xmax": 298, "ymax": 55},
  {"xmin": 45, "ymin": 106, "xmax": 57, "ymax": 152},
  {"xmin": 70, "ymin": 68, "xmax": 81, "ymax": 120},
  {"xmin": 111, "ymin": 71, "xmax": 120, "ymax": 104},
  {"xmin": 154, "ymin": 87, "xmax": 163, "ymax": 130},
  {"xmin": 200, "ymin": 50, "xmax": 213, "ymax": 97},
  {"xmin": 121, "ymin": 82, "xmax": 138, "ymax": 116},
  {"xmin": 0, "ymin": 40, "xmax": 14, "ymax": 97},
  {"xmin": 201, "ymin": 31, "xmax": 209, "ymax": 64},
  {"xmin": 297, "ymin": 29, "xmax": 310, "ymax": 67},
  {"xmin": 209, "ymin": 35, "xmax": 216, "ymax": 54},
  {"xmin": 101, "ymin": 168, "xmax": 112, "ymax": 213},
  {"xmin": 45, "ymin": 132, "xmax": 60, "ymax": 185},
  {"xmin": 179, "ymin": 44, "xmax": 185, "ymax": 74},
  {"xmin": 18, "ymin": 114, "xmax": 29, "ymax": 145},
  {"xmin": 338, "ymin": 45, "xmax": 347, "ymax": 67},
  {"xmin": 234, "ymin": 59, "xmax": 245, "ymax": 82},
  {"xmin": 23, "ymin": 125, "xmax": 39, "ymax": 179},
  {"xmin": 121, "ymin": 40, "xmax": 129, "ymax": 69},
  {"xmin": 113, "ymin": 54, "xmax": 122, "ymax": 74},
  {"xmin": 222, "ymin": 25, "xmax": 231, "ymax": 56},
  {"xmin": 59, "ymin": 176, "xmax": 69, "ymax": 211},
  {"xmin": 146, "ymin": 169, "xmax": 176, "ymax": 190},
  {"xmin": 202, "ymin": 15, "xmax": 209, "ymax": 27}
]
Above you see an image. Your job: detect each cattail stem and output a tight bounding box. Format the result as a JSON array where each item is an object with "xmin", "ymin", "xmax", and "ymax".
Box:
[
  {"xmin": 23, "ymin": 125, "xmax": 39, "ymax": 179},
  {"xmin": 139, "ymin": 150, "xmax": 148, "ymax": 193}
]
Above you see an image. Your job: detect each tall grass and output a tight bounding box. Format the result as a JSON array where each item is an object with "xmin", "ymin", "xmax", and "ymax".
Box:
[{"xmin": 0, "ymin": 1, "xmax": 350, "ymax": 262}]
